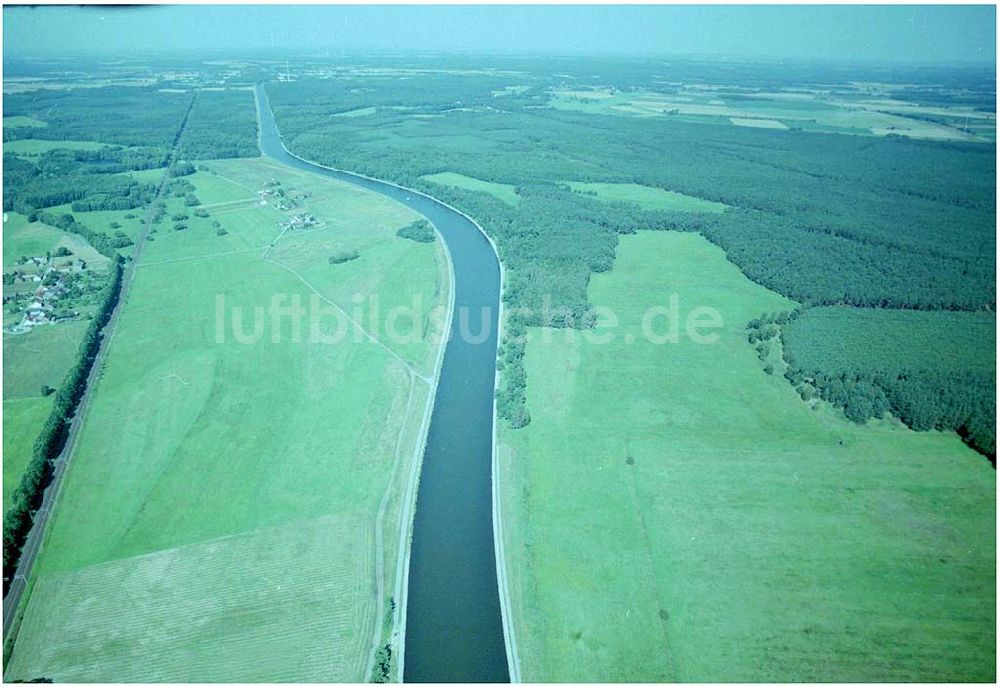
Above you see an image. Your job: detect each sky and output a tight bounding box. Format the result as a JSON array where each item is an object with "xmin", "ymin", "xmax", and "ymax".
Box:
[{"xmin": 3, "ymin": 4, "xmax": 996, "ymax": 65}]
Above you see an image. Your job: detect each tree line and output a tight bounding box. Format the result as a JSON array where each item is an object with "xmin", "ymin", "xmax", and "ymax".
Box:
[
  {"xmin": 747, "ymin": 310, "xmax": 996, "ymax": 461},
  {"xmin": 3, "ymin": 258, "xmax": 124, "ymax": 587},
  {"xmin": 179, "ymin": 89, "xmax": 260, "ymax": 160}
]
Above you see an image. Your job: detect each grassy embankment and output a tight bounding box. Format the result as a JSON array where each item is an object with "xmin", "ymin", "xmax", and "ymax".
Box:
[
  {"xmin": 5, "ymin": 156, "xmax": 449, "ymax": 682},
  {"xmin": 499, "ymin": 231, "xmax": 995, "ymax": 682}
]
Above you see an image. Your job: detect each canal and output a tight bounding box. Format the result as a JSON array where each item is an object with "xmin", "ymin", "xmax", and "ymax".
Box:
[{"xmin": 255, "ymin": 85, "xmax": 510, "ymax": 683}]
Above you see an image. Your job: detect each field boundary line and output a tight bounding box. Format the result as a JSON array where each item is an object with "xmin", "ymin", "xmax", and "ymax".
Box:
[
  {"xmin": 137, "ymin": 246, "xmax": 263, "ymax": 268},
  {"xmin": 259, "ymin": 255, "xmax": 430, "ymax": 385}
]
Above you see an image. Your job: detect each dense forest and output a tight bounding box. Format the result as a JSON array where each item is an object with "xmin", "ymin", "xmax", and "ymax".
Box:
[
  {"xmin": 3, "ymin": 148, "xmax": 161, "ymax": 215},
  {"xmin": 267, "ymin": 74, "xmax": 995, "ymax": 442},
  {"xmin": 777, "ymin": 308, "xmax": 996, "ymax": 459},
  {"xmin": 3, "ymin": 86, "xmax": 191, "ymax": 147},
  {"xmin": 268, "ymin": 79, "xmax": 995, "ymax": 311},
  {"xmin": 180, "ymin": 89, "xmax": 260, "ymax": 160}
]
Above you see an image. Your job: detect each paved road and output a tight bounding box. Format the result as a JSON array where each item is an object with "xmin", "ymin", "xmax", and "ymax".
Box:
[{"xmin": 1, "ymin": 94, "xmax": 198, "ymax": 646}]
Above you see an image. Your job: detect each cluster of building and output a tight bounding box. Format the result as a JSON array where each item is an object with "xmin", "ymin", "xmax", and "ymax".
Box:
[
  {"xmin": 275, "ymin": 189, "xmax": 311, "ymax": 211},
  {"xmin": 279, "ymin": 213, "xmax": 319, "ymax": 231},
  {"xmin": 4, "ymin": 260, "xmax": 80, "ymax": 334},
  {"xmin": 258, "ymin": 179, "xmax": 319, "ymax": 231}
]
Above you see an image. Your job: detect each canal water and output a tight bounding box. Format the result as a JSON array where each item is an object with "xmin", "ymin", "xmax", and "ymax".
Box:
[{"xmin": 255, "ymin": 85, "xmax": 510, "ymax": 683}]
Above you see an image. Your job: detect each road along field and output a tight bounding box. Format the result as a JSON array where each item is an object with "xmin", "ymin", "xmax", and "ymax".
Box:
[
  {"xmin": 4, "ymin": 156, "xmax": 450, "ymax": 681},
  {"xmin": 498, "ymin": 231, "xmax": 995, "ymax": 681}
]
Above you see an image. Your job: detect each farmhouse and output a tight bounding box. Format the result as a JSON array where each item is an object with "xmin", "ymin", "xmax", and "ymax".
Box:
[{"xmin": 279, "ymin": 213, "xmax": 319, "ymax": 231}]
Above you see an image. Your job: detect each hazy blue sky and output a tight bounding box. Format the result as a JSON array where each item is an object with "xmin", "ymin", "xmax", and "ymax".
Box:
[{"xmin": 4, "ymin": 4, "xmax": 996, "ymax": 64}]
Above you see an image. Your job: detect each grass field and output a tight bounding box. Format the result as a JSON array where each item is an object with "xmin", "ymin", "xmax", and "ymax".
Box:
[
  {"xmin": 3, "ymin": 321, "xmax": 91, "ymax": 399},
  {"xmin": 566, "ymin": 182, "xmax": 728, "ymax": 213},
  {"xmin": 729, "ymin": 117, "xmax": 789, "ymax": 129},
  {"xmin": 498, "ymin": 231, "xmax": 995, "ymax": 681},
  {"xmin": 3, "ymin": 139, "xmax": 116, "ymax": 156},
  {"xmin": 2, "ymin": 396, "xmax": 53, "ymax": 512},
  {"xmin": 3, "ymin": 116, "xmax": 47, "ymax": 128},
  {"xmin": 2, "ymin": 213, "xmax": 69, "ymax": 266},
  {"xmin": 421, "ymin": 171, "xmax": 520, "ymax": 206},
  {"xmin": 5, "ymin": 156, "xmax": 450, "ymax": 682}
]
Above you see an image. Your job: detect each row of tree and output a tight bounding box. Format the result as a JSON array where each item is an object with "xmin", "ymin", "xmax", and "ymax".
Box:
[{"xmin": 3, "ymin": 259, "xmax": 124, "ymax": 586}]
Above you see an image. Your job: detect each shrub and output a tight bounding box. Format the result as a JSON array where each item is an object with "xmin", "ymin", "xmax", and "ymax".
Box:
[
  {"xmin": 329, "ymin": 250, "xmax": 360, "ymax": 264},
  {"xmin": 396, "ymin": 219, "xmax": 436, "ymax": 243}
]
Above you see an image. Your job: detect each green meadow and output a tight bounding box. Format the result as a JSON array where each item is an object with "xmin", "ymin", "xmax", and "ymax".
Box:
[
  {"xmin": 3, "ymin": 139, "xmax": 115, "ymax": 156},
  {"xmin": 421, "ymin": 171, "xmax": 520, "ymax": 206},
  {"xmin": 3, "ymin": 321, "xmax": 91, "ymax": 399},
  {"xmin": 3, "ymin": 116, "xmax": 47, "ymax": 128},
  {"xmin": 3, "ymin": 213, "xmax": 67, "ymax": 266},
  {"xmin": 5, "ymin": 156, "xmax": 449, "ymax": 682},
  {"xmin": 566, "ymin": 181, "xmax": 728, "ymax": 213},
  {"xmin": 499, "ymin": 231, "xmax": 995, "ymax": 682},
  {"xmin": 2, "ymin": 396, "xmax": 53, "ymax": 512}
]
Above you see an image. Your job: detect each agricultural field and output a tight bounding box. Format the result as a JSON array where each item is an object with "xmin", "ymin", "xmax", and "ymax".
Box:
[
  {"xmin": 548, "ymin": 85, "xmax": 992, "ymax": 141},
  {"xmin": 335, "ymin": 106, "xmax": 378, "ymax": 118},
  {"xmin": 4, "ymin": 156, "xmax": 450, "ymax": 681},
  {"xmin": 565, "ymin": 182, "xmax": 727, "ymax": 213},
  {"xmin": 498, "ymin": 231, "xmax": 995, "ymax": 682},
  {"xmin": 729, "ymin": 117, "xmax": 788, "ymax": 129},
  {"xmin": 421, "ymin": 172, "xmax": 520, "ymax": 206}
]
